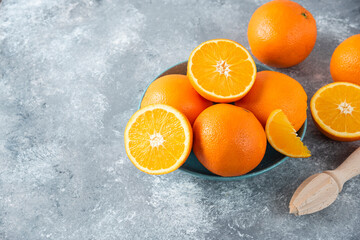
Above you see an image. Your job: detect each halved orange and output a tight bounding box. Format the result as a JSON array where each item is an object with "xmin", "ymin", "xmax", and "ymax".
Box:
[
  {"xmin": 310, "ymin": 82, "xmax": 360, "ymax": 141},
  {"xmin": 187, "ymin": 39, "xmax": 257, "ymax": 103},
  {"xmin": 266, "ymin": 109, "xmax": 311, "ymax": 158},
  {"xmin": 124, "ymin": 104, "xmax": 193, "ymax": 175}
]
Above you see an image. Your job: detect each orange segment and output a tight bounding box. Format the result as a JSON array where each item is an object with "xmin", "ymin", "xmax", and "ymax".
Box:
[
  {"xmin": 124, "ymin": 104, "xmax": 193, "ymax": 175},
  {"xmin": 310, "ymin": 82, "xmax": 360, "ymax": 141},
  {"xmin": 187, "ymin": 39, "xmax": 257, "ymax": 102},
  {"xmin": 266, "ymin": 109, "xmax": 311, "ymax": 158}
]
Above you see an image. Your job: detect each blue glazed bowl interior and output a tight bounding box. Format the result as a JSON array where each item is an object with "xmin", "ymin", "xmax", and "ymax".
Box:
[{"xmin": 139, "ymin": 61, "xmax": 307, "ymax": 181}]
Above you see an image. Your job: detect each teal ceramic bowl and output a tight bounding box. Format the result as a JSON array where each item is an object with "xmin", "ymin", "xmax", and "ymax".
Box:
[{"xmin": 139, "ymin": 61, "xmax": 307, "ymax": 181}]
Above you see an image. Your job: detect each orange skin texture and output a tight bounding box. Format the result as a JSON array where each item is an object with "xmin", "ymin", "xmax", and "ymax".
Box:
[
  {"xmin": 193, "ymin": 104, "xmax": 267, "ymax": 177},
  {"xmin": 248, "ymin": 0, "xmax": 317, "ymax": 68},
  {"xmin": 235, "ymin": 71, "xmax": 307, "ymax": 131},
  {"xmin": 330, "ymin": 34, "xmax": 360, "ymax": 85},
  {"xmin": 141, "ymin": 74, "xmax": 213, "ymax": 125}
]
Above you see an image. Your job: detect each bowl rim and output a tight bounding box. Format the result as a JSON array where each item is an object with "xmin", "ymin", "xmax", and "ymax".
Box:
[{"xmin": 139, "ymin": 61, "xmax": 307, "ymax": 181}]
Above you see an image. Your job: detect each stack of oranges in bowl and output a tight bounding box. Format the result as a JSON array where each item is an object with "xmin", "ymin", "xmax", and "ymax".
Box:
[{"xmin": 124, "ymin": 0, "xmax": 360, "ymax": 178}]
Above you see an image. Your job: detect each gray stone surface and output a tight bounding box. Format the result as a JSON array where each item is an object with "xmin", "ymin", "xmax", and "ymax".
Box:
[{"xmin": 0, "ymin": 0, "xmax": 359, "ymax": 239}]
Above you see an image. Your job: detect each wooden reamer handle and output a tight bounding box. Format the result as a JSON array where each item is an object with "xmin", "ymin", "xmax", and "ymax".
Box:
[{"xmin": 325, "ymin": 147, "xmax": 360, "ymax": 192}]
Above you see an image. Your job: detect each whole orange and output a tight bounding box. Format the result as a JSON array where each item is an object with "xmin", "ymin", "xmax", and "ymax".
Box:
[
  {"xmin": 141, "ymin": 74, "xmax": 212, "ymax": 125},
  {"xmin": 247, "ymin": 0, "xmax": 317, "ymax": 68},
  {"xmin": 235, "ymin": 71, "xmax": 307, "ymax": 131},
  {"xmin": 330, "ymin": 34, "xmax": 360, "ymax": 85},
  {"xmin": 193, "ymin": 104, "xmax": 267, "ymax": 177}
]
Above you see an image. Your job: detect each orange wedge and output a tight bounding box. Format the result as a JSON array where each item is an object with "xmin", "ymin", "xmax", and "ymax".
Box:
[
  {"xmin": 310, "ymin": 82, "xmax": 360, "ymax": 141},
  {"xmin": 187, "ymin": 39, "xmax": 256, "ymax": 103},
  {"xmin": 266, "ymin": 109, "xmax": 311, "ymax": 158},
  {"xmin": 124, "ymin": 104, "xmax": 193, "ymax": 175}
]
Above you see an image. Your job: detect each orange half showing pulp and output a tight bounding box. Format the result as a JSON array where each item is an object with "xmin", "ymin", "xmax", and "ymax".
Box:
[{"xmin": 187, "ymin": 39, "xmax": 257, "ymax": 103}]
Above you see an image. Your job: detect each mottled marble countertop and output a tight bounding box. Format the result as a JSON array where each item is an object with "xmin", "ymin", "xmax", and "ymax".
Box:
[{"xmin": 0, "ymin": 0, "xmax": 360, "ymax": 239}]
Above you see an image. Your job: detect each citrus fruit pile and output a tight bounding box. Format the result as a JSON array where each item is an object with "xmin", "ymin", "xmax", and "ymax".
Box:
[
  {"xmin": 124, "ymin": 38, "xmax": 310, "ymax": 177},
  {"xmin": 124, "ymin": 0, "xmax": 360, "ymax": 177}
]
